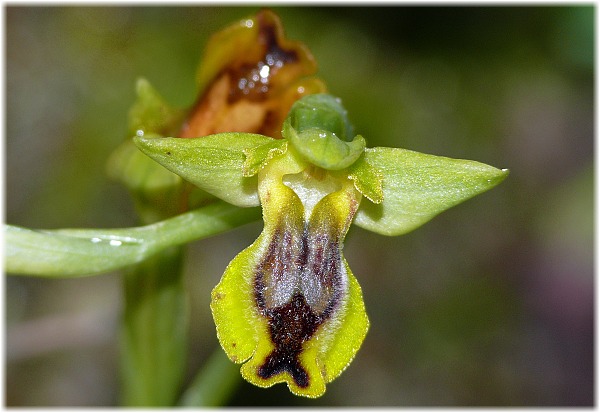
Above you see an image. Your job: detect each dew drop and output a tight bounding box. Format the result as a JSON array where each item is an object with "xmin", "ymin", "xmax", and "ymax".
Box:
[{"xmin": 259, "ymin": 65, "xmax": 270, "ymax": 79}]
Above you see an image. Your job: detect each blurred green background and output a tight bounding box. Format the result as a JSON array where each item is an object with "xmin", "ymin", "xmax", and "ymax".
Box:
[{"xmin": 6, "ymin": 6, "xmax": 593, "ymax": 406}]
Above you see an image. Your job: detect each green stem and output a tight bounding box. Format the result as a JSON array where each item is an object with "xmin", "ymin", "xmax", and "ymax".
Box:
[
  {"xmin": 5, "ymin": 201, "xmax": 261, "ymax": 277},
  {"xmin": 120, "ymin": 246, "xmax": 188, "ymax": 407}
]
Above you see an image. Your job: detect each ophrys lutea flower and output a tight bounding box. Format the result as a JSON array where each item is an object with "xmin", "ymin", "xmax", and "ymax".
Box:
[
  {"xmin": 134, "ymin": 93, "xmax": 508, "ymax": 397},
  {"xmin": 3, "ymin": 9, "xmax": 509, "ymax": 402}
]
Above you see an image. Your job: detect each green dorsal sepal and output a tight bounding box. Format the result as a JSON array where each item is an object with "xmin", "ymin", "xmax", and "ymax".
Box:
[{"xmin": 283, "ymin": 94, "xmax": 366, "ymax": 171}]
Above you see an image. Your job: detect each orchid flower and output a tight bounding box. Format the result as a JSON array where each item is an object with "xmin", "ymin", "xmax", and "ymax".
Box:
[
  {"xmin": 134, "ymin": 92, "xmax": 508, "ymax": 397},
  {"xmin": 6, "ymin": 10, "xmax": 508, "ymax": 400}
]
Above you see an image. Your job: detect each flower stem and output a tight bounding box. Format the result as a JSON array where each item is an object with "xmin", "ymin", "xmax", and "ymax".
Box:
[{"xmin": 5, "ymin": 201, "xmax": 261, "ymax": 277}]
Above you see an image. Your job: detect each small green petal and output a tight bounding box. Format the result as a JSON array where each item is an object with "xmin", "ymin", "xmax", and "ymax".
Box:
[
  {"xmin": 347, "ymin": 155, "xmax": 384, "ymax": 204},
  {"xmin": 243, "ymin": 139, "xmax": 288, "ymax": 177},
  {"xmin": 134, "ymin": 133, "xmax": 274, "ymax": 207},
  {"xmin": 354, "ymin": 147, "xmax": 509, "ymax": 236}
]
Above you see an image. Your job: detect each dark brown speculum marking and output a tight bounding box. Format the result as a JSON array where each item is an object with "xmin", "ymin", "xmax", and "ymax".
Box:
[
  {"xmin": 257, "ymin": 293, "xmax": 322, "ymax": 388},
  {"xmin": 254, "ymin": 222, "xmax": 343, "ymax": 388}
]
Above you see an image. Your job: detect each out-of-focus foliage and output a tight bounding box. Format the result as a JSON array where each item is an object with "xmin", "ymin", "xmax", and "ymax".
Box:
[{"xmin": 6, "ymin": 6, "xmax": 593, "ymax": 406}]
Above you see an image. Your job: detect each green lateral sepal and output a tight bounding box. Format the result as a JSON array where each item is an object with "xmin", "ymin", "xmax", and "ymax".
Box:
[
  {"xmin": 134, "ymin": 133, "xmax": 274, "ymax": 207},
  {"xmin": 354, "ymin": 147, "xmax": 509, "ymax": 236}
]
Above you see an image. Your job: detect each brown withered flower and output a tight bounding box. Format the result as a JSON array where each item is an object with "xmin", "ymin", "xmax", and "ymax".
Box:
[{"xmin": 179, "ymin": 9, "xmax": 327, "ymax": 139}]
